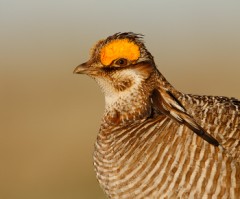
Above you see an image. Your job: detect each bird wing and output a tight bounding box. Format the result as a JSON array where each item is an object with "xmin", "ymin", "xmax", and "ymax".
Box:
[
  {"xmin": 184, "ymin": 95, "xmax": 240, "ymax": 162},
  {"xmin": 151, "ymin": 87, "xmax": 220, "ymax": 146}
]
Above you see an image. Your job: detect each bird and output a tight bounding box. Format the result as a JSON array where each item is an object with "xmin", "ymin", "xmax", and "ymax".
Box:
[{"xmin": 74, "ymin": 32, "xmax": 240, "ymax": 199}]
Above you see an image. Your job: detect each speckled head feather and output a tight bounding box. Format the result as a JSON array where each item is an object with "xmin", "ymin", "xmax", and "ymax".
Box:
[{"xmin": 103, "ymin": 32, "xmax": 145, "ymax": 47}]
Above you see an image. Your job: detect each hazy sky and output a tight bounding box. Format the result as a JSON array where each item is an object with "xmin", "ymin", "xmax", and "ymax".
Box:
[
  {"xmin": 0, "ymin": 1, "xmax": 239, "ymax": 199},
  {"xmin": 1, "ymin": 0, "xmax": 240, "ymax": 94}
]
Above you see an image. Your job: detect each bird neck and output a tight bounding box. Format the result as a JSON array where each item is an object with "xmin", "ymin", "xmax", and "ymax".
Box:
[
  {"xmin": 99, "ymin": 69, "xmax": 181, "ymax": 128},
  {"xmin": 102, "ymin": 86, "xmax": 152, "ymax": 127},
  {"xmin": 100, "ymin": 76, "xmax": 155, "ymax": 127}
]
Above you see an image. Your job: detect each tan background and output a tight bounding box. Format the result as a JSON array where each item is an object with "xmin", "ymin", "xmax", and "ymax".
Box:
[{"xmin": 1, "ymin": 0, "xmax": 240, "ymax": 198}]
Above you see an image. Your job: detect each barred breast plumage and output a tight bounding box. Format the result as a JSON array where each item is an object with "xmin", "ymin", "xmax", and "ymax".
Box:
[{"xmin": 74, "ymin": 32, "xmax": 240, "ymax": 198}]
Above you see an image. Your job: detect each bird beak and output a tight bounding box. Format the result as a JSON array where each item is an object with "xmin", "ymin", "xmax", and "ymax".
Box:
[{"xmin": 73, "ymin": 62, "xmax": 91, "ymax": 74}]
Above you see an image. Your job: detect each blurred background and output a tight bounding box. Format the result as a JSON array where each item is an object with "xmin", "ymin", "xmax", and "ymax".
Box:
[{"xmin": 0, "ymin": 0, "xmax": 239, "ymax": 198}]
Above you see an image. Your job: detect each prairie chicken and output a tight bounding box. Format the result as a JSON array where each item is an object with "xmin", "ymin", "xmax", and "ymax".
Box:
[{"xmin": 74, "ymin": 32, "xmax": 240, "ymax": 199}]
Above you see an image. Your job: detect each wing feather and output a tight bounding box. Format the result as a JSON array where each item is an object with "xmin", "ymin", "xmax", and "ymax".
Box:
[{"xmin": 151, "ymin": 88, "xmax": 219, "ymax": 146}]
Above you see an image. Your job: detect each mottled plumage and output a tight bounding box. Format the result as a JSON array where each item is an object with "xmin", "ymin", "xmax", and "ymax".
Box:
[{"xmin": 74, "ymin": 32, "xmax": 240, "ymax": 198}]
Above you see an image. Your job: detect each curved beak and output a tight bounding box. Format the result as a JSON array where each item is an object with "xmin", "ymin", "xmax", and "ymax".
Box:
[{"xmin": 73, "ymin": 62, "xmax": 90, "ymax": 74}]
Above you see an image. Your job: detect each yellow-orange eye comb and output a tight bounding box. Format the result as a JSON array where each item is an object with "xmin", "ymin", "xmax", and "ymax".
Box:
[{"xmin": 100, "ymin": 39, "xmax": 140, "ymax": 66}]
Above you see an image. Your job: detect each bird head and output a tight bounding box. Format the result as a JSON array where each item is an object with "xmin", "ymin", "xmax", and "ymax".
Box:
[
  {"xmin": 74, "ymin": 32, "xmax": 157, "ymax": 98},
  {"xmin": 73, "ymin": 33, "xmax": 220, "ymax": 146}
]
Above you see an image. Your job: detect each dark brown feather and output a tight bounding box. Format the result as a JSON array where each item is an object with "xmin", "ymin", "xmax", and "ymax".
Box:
[{"xmin": 151, "ymin": 89, "xmax": 219, "ymax": 146}]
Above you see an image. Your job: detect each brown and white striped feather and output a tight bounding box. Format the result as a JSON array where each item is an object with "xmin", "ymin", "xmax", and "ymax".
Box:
[
  {"xmin": 180, "ymin": 94, "xmax": 240, "ymax": 162},
  {"xmin": 94, "ymin": 94, "xmax": 240, "ymax": 199}
]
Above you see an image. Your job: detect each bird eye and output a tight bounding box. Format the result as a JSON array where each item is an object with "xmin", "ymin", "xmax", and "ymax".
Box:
[{"xmin": 115, "ymin": 58, "xmax": 128, "ymax": 66}]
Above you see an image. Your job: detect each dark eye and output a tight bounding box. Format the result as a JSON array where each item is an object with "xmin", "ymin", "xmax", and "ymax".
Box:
[{"xmin": 115, "ymin": 58, "xmax": 128, "ymax": 66}]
